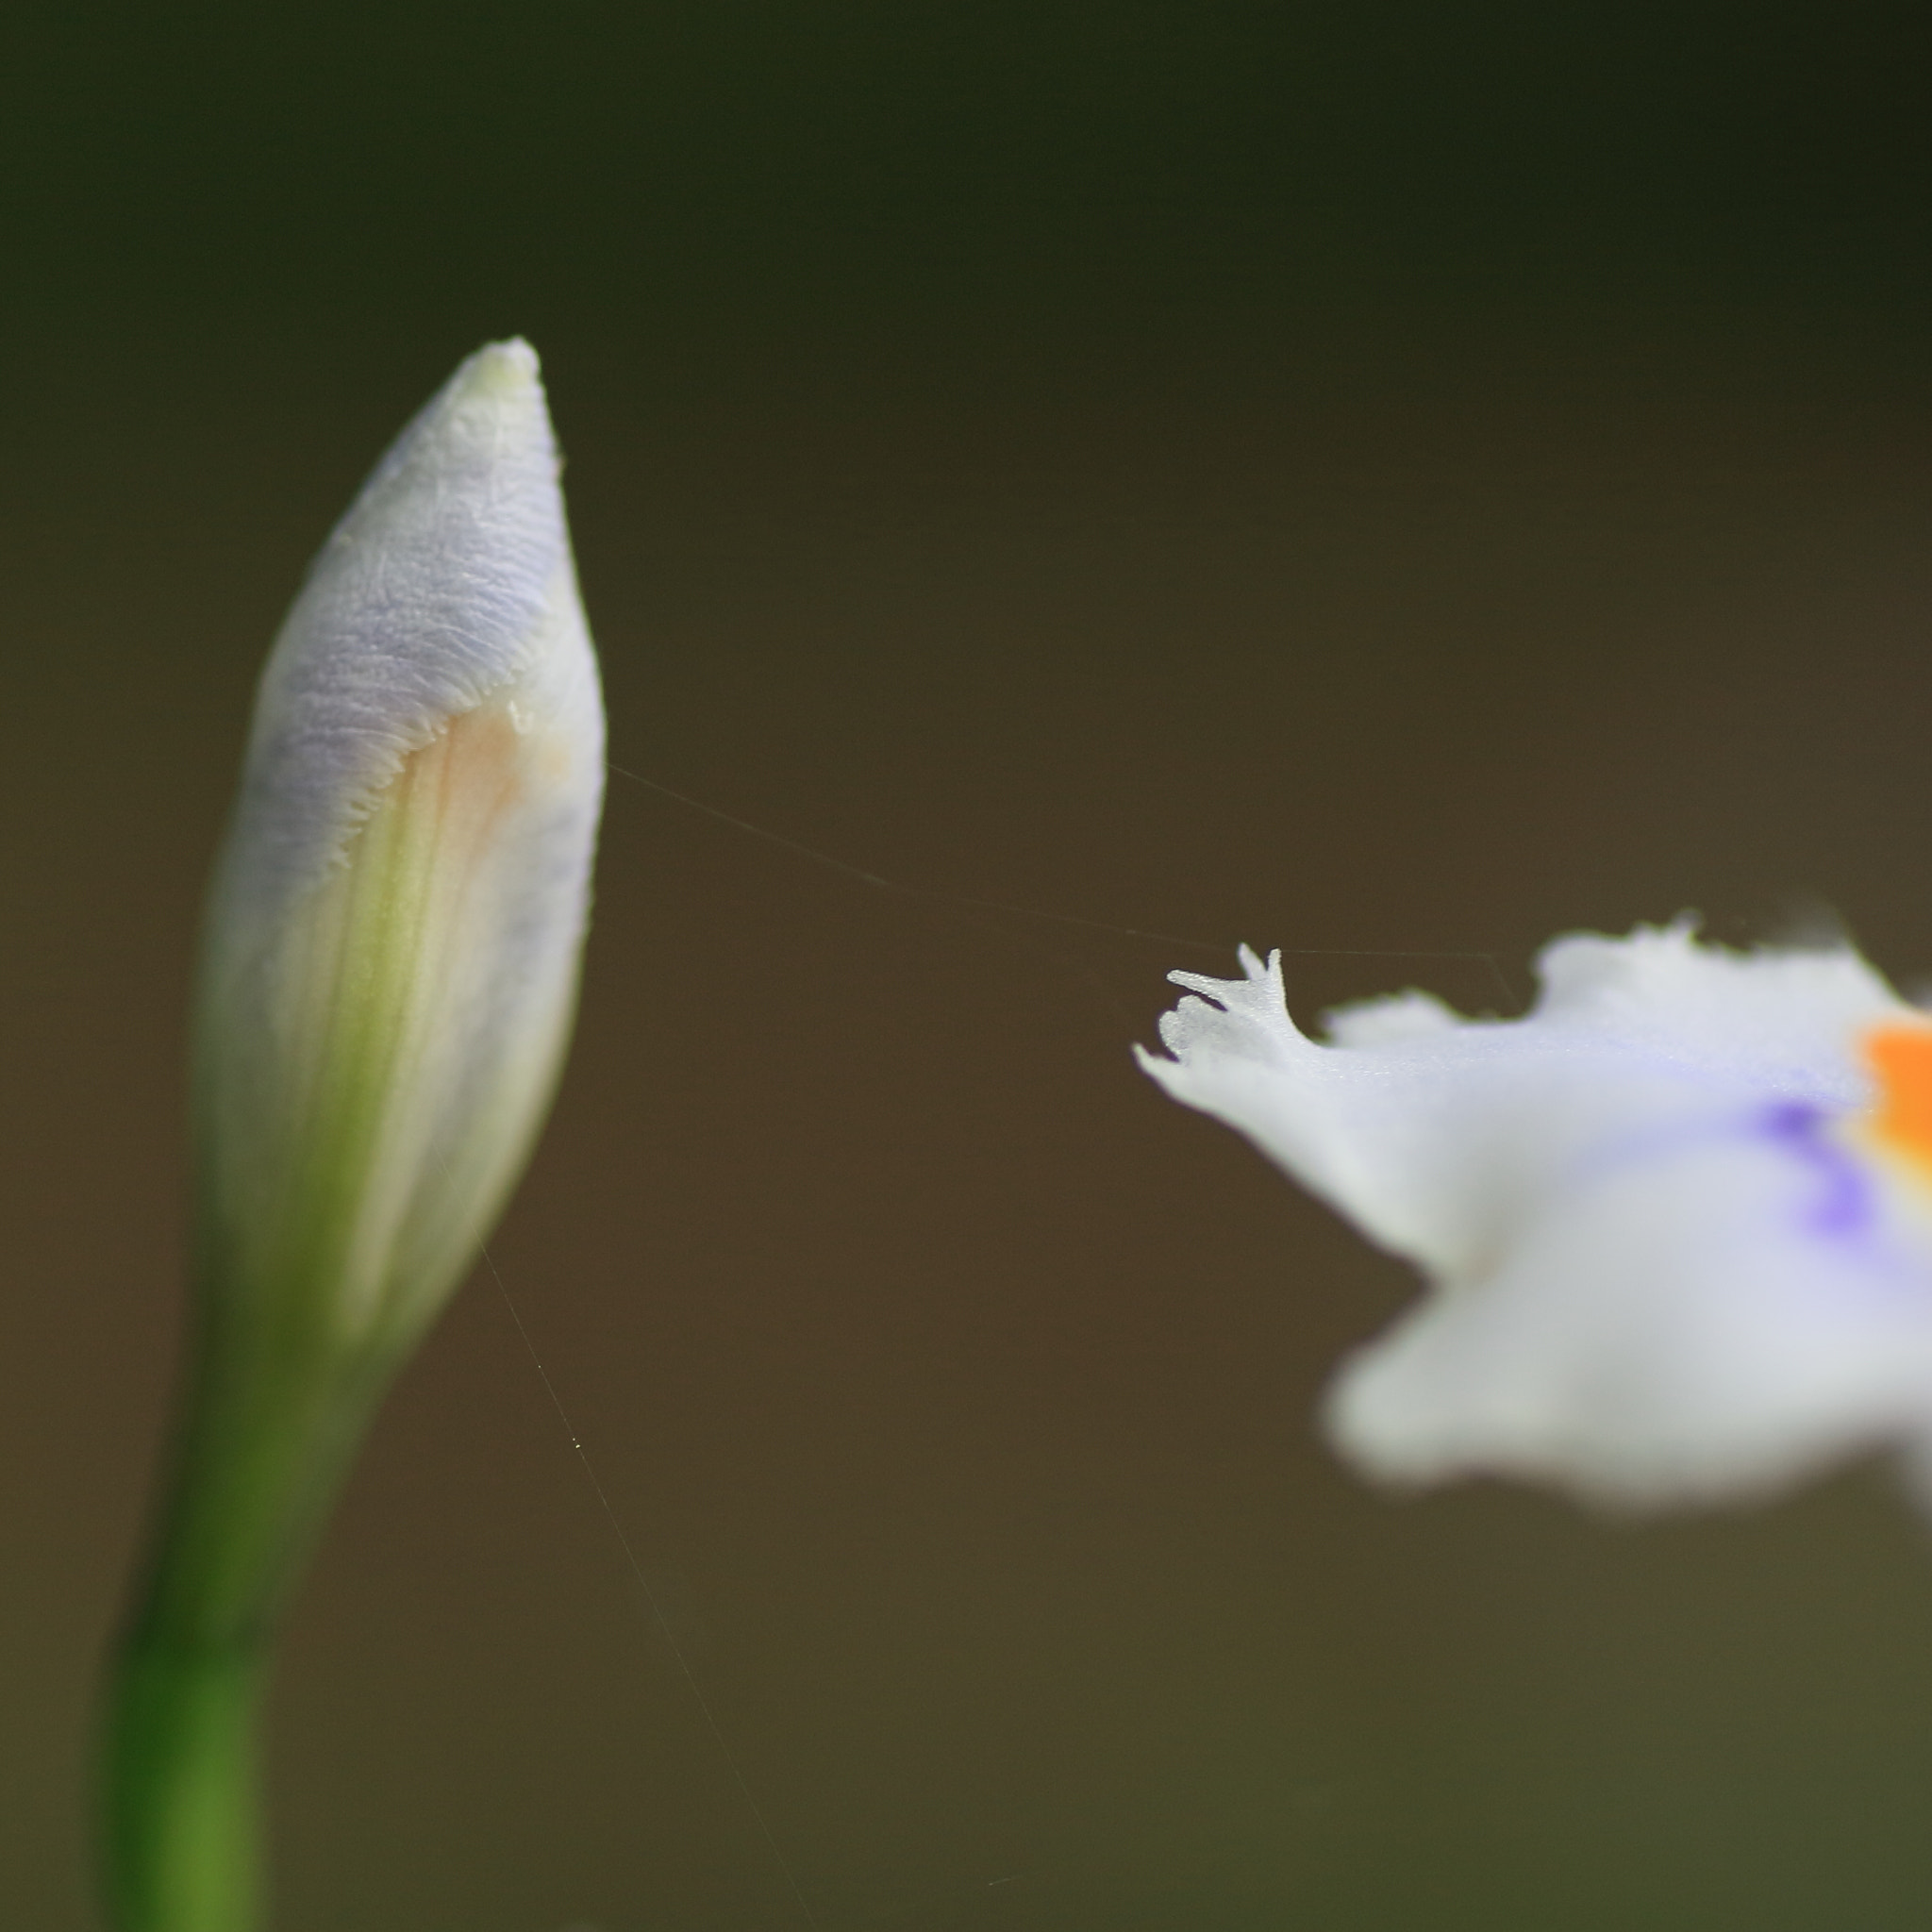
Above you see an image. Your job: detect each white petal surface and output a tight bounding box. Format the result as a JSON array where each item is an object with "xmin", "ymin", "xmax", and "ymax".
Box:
[
  {"xmin": 1139, "ymin": 925, "xmax": 1932, "ymax": 1507},
  {"xmin": 223, "ymin": 339, "xmax": 580, "ymax": 930}
]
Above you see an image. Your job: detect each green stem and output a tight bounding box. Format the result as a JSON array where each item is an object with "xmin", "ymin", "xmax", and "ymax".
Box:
[
  {"xmin": 102, "ymin": 1641, "xmax": 267, "ymax": 1932},
  {"xmin": 99, "ymin": 1284, "xmax": 392, "ymax": 1932}
]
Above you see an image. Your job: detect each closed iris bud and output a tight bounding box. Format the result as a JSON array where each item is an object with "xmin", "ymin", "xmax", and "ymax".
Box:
[
  {"xmin": 196, "ymin": 337, "xmax": 604, "ymax": 1363},
  {"xmin": 106, "ymin": 341, "xmax": 605, "ymax": 1932}
]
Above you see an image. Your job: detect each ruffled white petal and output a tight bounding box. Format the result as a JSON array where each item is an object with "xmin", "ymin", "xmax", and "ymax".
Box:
[{"xmin": 1138, "ymin": 924, "xmax": 1932, "ymax": 1507}]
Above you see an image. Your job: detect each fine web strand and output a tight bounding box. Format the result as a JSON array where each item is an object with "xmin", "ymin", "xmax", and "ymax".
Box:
[
  {"xmin": 605, "ymin": 760, "xmax": 1524, "ymax": 1012},
  {"xmin": 475, "ymin": 1236, "xmax": 824, "ymax": 1929}
]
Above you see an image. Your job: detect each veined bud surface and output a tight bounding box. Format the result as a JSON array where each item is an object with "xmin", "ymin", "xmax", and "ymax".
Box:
[{"xmin": 194, "ymin": 339, "xmax": 605, "ymax": 1357}]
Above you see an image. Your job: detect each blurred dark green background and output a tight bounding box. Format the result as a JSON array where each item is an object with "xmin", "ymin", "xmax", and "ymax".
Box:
[{"xmin": 8, "ymin": 4, "xmax": 1932, "ymax": 1926}]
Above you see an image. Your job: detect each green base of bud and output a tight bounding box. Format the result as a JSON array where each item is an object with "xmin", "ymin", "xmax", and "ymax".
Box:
[{"xmin": 102, "ymin": 1639, "xmax": 267, "ymax": 1932}]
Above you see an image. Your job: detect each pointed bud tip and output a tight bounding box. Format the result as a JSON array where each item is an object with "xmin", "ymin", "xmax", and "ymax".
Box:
[
  {"xmin": 419, "ymin": 338, "xmax": 553, "ymax": 468},
  {"xmin": 455, "ymin": 336, "xmax": 542, "ymax": 402}
]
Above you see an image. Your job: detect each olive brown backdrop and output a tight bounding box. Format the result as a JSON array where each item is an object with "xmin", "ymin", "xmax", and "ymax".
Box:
[{"xmin": 7, "ymin": 5, "xmax": 1932, "ymax": 1927}]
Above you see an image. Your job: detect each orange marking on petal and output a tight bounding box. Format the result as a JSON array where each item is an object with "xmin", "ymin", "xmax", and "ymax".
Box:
[{"xmin": 1862, "ymin": 1024, "xmax": 1932, "ymax": 1180}]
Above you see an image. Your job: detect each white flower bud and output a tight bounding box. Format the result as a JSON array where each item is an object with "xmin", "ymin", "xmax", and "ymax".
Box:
[
  {"xmin": 194, "ymin": 339, "xmax": 604, "ymax": 1355},
  {"xmin": 102, "ymin": 344, "xmax": 606, "ymax": 1932}
]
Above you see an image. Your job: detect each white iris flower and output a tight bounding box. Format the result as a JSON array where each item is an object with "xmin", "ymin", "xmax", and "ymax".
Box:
[{"xmin": 1139, "ymin": 923, "xmax": 1932, "ymax": 1509}]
